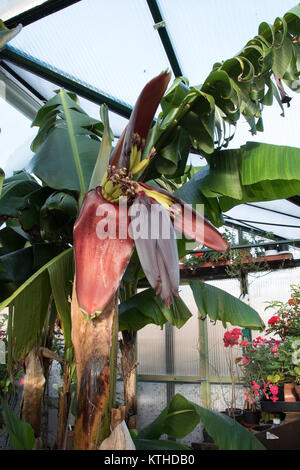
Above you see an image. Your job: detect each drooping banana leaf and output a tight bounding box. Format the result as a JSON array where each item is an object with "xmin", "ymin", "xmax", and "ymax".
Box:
[
  {"xmin": 1, "ymin": 402, "xmax": 35, "ymax": 451},
  {"xmin": 0, "ymin": 171, "xmax": 40, "ymax": 217},
  {"xmin": 0, "ymin": 243, "xmax": 63, "ymax": 283},
  {"xmin": 189, "ymin": 280, "xmax": 265, "ymax": 330},
  {"xmin": 176, "ymin": 142, "xmax": 300, "ymax": 217},
  {"xmin": 119, "ymin": 287, "xmax": 192, "ymax": 331},
  {"xmin": 136, "ymin": 393, "xmax": 265, "ymax": 450},
  {"xmin": 29, "ymin": 90, "xmax": 105, "ymax": 202}
]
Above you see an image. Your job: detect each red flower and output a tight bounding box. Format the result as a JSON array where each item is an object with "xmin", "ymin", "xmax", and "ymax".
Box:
[
  {"xmin": 223, "ymin": 328, "xmax": 242, "ymax": 347},
  {"xmin": 268, "ymin": 316, "xmax": 280, "ymax": 325}
]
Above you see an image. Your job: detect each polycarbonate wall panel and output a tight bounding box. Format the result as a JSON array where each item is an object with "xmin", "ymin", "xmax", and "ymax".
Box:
[
  {"xmin": 173, "ymin": 285, "xmax": 200, "ymax": 377},
  {"xmin": 137, "ymin": 381, "xmax": 167, "ymax": 431},
  {"xmin": 210, "ymin": 383, "xmax": 245, "ymax": 412},
  {"xmin": 206, "ymin": 278, "xmax": 243, "ymax": 378},
  {"xmin": 137, "ymin": 285, "xmax": 200, "ymax": 377},
  {"xmin": 137, "ymin": 324, "xmax": 166, "ymax": 376},
  {"xmin": 0, "ymin": 97, "xmax": 36, "ymax": 175},
  {"xmin": 8, "ymin": 0, "xmax": 172, "ymax": 108}
]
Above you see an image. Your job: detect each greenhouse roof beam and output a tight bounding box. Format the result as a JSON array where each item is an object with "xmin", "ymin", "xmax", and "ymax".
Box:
[
  {"xmin": 4, "ymin": 0, "xmax": 82, "ymax": 29},
  {"xmin": 245, "ymin": 202, "xmax": 300, "ymax": 221},
  {"xmin": 0, "ymin": 61, "xmax": 46, "ymax": 103},
  {"xmin": 0, "ymin": 48, "xmax": 133, "ymax": 119},
  {"xmin": 223, "ymin": 219, "xmax": 285, "ymax": 241},
  {"xmin": 146, "ymin": 0, "xmax": 183, "ymax": 78}
]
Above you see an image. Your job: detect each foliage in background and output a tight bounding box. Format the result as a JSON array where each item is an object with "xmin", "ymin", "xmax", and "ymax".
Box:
[
  {"xmin": 240, "ymin": 284, "xmax": 300, "ymax": 408},
  {"xmin": 135, "ymin": 393, "xmax": 265, "ymax": 450}
]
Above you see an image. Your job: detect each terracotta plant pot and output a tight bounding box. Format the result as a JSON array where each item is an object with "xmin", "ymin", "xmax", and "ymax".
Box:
[
  {"xmin": 294, "ymin": 384, "xmax": 300, "ymax": 401},
  {"xmin": 284, "ymin": 383, "xmax": 298, "ymax": 402}
]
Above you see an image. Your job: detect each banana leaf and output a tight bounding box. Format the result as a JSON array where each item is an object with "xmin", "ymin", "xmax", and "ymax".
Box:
[
  {"xmin": 136, "ymin": 394, "xmax": 265, "ymax": 450},
  {"xmin": 176, "ymin": 142, "xmax": 300, "ymax": 216},
  {"xmin": 29, "ymin": 90, "xmax": 104, "ymax": 202},
  {"xmin": 0, "ymin": 248, "xmax": 74, "ymax": 358},
  {"xmin": 189, "ymin": 280, "xmax": 265, "ymax": 330},
  {"xmin": 119, "ymin": 288, "xmax": 192, "ymax": 331}
]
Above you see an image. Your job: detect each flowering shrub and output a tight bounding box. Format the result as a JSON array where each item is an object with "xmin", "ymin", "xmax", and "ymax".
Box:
[
  {"xmin": 239, "ymin": 335, "xmax": 285, "ymax": 407},
  {"xmin": 265, "ymin": 285, "xmax": 300, "ymax": 339}
]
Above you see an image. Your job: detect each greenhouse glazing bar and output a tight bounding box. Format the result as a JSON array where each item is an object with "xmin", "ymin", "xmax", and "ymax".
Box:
[
  {"xmin": 146, "ymin": 0, "xmax": 183, "ymax": 77},
  {"xmin": 0, "ymin": 48, "xmax": 133, "ymax": 119},
  {"xmin": 4, "ymin": 0, "xmax": 82, "ymax": 29}
]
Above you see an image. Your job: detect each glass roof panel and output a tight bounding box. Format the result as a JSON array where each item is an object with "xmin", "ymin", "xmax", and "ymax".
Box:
[
  {"xmin": 7, "ymin": 0, "xmax": 173, "ymax": 108},
  {"xmin": 0, "ymin": 96, "xmax": 36, "ymax": 176},
  {"xmin": 3, "ymin": 62, "xmax": 129, "ymax": 137},
  {"xmin": 225, "ymin": 200, "xmax": 300, "ymax": 241}
]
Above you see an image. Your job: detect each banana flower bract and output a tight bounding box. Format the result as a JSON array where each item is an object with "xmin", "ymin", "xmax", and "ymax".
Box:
[{"xmin": 74, "ymin": 72, "xmax": 228, "ymax": 317}]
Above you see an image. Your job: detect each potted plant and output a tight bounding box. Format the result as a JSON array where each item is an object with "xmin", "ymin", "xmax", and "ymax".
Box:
[
  {"xmin": 239, "ymin": 286, "xmax": 300, "ymax": 418},
  {"xmin": 222, "ymin": 328, "xmax": 245, "ymax": 421},
  {"xmin": 265, "ymin": 286, "xmax": 300, "ymax": 401}
]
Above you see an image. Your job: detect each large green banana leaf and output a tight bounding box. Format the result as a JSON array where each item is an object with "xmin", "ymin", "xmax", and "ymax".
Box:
[
  {"xmin": 175, "ymin": 142, "xmax": 300, "ymax": 221},
  {"xmin": 0, "ymin": 248, "xmax": 74, "ymax": 359},
  {"xmin": 119, "ymin": 288, "xmax": 192, "ymax": 331},
  {"xmin": 135, "ymin": 394, "xmax": 265, "ymax": 450},
  {"xmin": 0, "ymin": 243, "xmax": 63, "ymax": 283},
  {"xmin": 29, "ymin": 90, "xmax": 104, "ymax": 202},
  {"xmin": 189, "ymin": 280, "xmax": 264, "ymax": 330}
]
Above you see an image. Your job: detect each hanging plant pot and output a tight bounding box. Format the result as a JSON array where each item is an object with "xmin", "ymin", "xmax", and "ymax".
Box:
[{"xmin": 244, "ymin": 409, "xmax": 261, "ymax": 425}]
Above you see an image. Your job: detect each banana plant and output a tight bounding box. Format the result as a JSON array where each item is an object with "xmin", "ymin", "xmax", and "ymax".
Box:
[
  {"xmin": 0, "ymin": 3, "xmax": 300, "ymax": 450},
  {"xmin": 71, "ymin": 71, "xmax": 228, "ymax": 450}
]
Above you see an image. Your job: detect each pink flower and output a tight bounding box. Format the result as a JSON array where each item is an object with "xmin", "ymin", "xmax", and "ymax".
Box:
[
  {"xmin": 271, "ymin": 395, "xmax": 279, "ymax": 402},
  {"xmin": 242, "ymin": 356, "xmax": 250, "ymax": 365},
  {"xmin": 19, "ymin": 378, "xmax": 24, "ymax": 386},
  {"xmin": 270, "ymin": 385, "xmax": 279, "ymax": 395},
  {"xmin": 252, "ymin": 381, "xmax": 260, "ymax": 390},
  {"xmin": 240, "ymin": 340, "xmax": 249, "ymax": 346}
]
